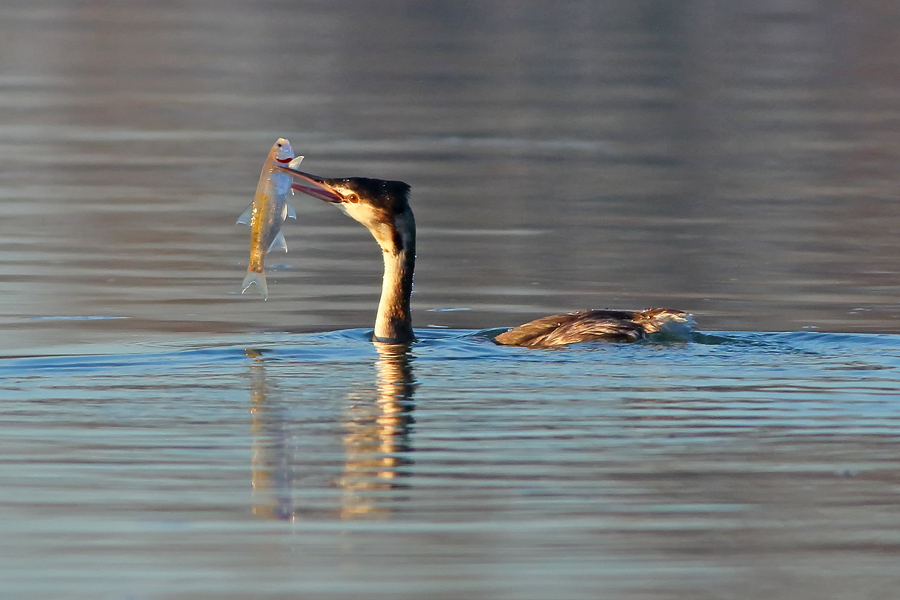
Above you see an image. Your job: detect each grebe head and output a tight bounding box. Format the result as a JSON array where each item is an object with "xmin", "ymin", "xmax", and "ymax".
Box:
[
  {"xmin": 286, "ymin": 170, "xmax": 414, "ymax": 255},
  {"xmin": 284, "ymin": 168, "xmax": 417, "ymax": 344}
]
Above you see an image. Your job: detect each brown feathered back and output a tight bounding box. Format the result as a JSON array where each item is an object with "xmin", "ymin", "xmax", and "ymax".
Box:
[{"xmin": 494, "ymin": 308, "xmax": 694, "ymax": 348}]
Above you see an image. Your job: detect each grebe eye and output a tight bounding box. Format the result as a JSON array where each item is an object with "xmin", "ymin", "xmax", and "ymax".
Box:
[{"xmin": 347, "ymin": 193, "xmax": 359, "ymax": 203}]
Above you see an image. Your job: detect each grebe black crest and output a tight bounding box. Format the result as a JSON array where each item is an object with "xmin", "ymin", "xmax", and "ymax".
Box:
[{"xmin": 279, "ymin": 165, "xmax": 696, "ymax": 348}]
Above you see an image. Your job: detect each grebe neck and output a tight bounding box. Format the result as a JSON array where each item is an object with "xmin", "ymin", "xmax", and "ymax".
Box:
[{"xmin": 373, "ymin": 216, "xmax": 415, "ymax": 343}]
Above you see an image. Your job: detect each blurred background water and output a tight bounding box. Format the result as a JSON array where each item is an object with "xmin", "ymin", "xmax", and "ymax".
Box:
[{"xmin": 2, "ymin": 1, "xmax": 900, "ymax": 599}]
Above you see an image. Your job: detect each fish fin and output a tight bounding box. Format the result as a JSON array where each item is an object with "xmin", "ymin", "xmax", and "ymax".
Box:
[
  {"xmin": 288, "ymin": 156, "xmax": 304, "ymax": 196},
  {"xmin": 280, "ymin": 203, "xmax": 297, "ymax": 220},
  {"xmin": 236, "ymin": 203, "xmax": 254, "ymax": 225},
  {"xmin": 267, "ymin": 231, "xmax": 288, "ymax": 253},
  {"xmin": 241, "ymin": 270, "xmax": 268, "ymax": 300}
]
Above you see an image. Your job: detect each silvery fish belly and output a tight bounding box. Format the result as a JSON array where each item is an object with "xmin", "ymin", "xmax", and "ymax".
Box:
[{"xmin": 236, "ymin": 138, "xmax": 303, "ymax": 300}]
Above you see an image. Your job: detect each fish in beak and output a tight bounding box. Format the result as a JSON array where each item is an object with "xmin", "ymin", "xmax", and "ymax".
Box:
[{"xmin": 237, "ymin": 138, "xmax": 301, "ymax": 300}]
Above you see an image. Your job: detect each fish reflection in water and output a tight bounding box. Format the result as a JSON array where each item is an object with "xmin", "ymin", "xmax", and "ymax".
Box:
[
  {"xmin": 246, "ymin": 348, "xmax": 294, "ymax": 521},
  {"xmin": 245, "ymin": 344, "xmax": 416, "ymax": 521}
]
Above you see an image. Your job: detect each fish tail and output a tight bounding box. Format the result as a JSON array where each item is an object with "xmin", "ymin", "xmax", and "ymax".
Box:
[{"xmin": 241, "ymin": 270, "xmax": 268, "ymax": 300}]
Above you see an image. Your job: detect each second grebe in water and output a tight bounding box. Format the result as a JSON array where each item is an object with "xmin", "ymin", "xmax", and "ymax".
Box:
[{"xmin": 281, "ymin": 167, "xmax": 696, "ymax": 348}]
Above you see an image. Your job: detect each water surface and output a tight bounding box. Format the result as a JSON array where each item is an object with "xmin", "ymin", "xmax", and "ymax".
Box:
[{"xmin": 2, "ymin": 330, "xmax": 900, "ymax": 599}]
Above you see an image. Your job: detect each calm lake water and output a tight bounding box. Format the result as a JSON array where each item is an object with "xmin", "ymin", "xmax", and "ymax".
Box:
[{"xmin": 2, "ymin": 2, "xmax": 900, "ymax": 599}]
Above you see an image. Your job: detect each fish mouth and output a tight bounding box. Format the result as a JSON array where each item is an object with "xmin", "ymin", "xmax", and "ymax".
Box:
[{"xmin": 278, "ymin": 166, "xmax": 345, "ymax": 203}]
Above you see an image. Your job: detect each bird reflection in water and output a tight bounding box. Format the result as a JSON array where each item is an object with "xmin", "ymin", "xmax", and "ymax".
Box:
[{"xmin": 245, "ymin": 343, "xmax": 416, "ymax": 521}]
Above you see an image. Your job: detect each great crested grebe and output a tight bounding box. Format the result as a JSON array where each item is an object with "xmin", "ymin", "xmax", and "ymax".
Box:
[{"xmin": 281, "ymin": 167, "xmax": 696, "ymax": 348}]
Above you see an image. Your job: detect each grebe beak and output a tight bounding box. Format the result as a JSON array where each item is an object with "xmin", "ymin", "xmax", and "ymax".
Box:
[{"xmin": 278, "ymin": 166, "xmax": 344, "ymax": 203}]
